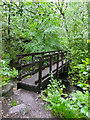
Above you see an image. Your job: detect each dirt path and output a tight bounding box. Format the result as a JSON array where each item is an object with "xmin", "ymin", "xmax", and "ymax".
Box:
[{"xmin": 1, "ymin": 88, "xmax": 56, "ymax": 118}]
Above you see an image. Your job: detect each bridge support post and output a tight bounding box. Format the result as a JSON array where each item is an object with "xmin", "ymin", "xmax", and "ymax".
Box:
[
  {"xmin": 50, "ymin": 55, "xmax": 53, "ymax": 79},
  {"xmin": 32, "ymin": 55, "xmax": 34, "ymax": 72},
  {"xmin": 38, "ymin": 57, "xmax": 42, "ymax": 93},
  {"xmin": 57, "ymin": 53, "xmax": 59, "ymax": 78},
  {"xmin": 61, "ymin": 53, "xmax": 64, "ymax": 73},
  {"xmin": 66, "ymin": 52, "xmax": 68, "ymax": 72},
  {"xmin": 18, "ymin": 57, "xmax": 22, "ymax": 81}
]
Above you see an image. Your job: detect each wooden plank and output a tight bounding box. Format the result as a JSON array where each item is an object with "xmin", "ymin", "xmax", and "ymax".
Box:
[
  {"xmin": 21, "ymin": 68, "xmax": 39, "ymax": 79},
  {"xmin": 35, "ymin": 73, "xmax": 50, "ymax": 85},
  {"xmin": 21, "ymin": 72, "xmax": 38, "ymax": 86},
  {"xmin": 42, "ymin": 64, "xmax": 50, "ymax": 70}
]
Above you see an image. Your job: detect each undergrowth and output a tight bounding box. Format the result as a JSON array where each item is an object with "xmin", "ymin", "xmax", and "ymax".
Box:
[
  {"xmin": 41, "ymin": 76, "xmax": 89, "ymax": 119},
  {"xmin": 0, "ymin": 59, "xmax": 18, "ymax": 87}
]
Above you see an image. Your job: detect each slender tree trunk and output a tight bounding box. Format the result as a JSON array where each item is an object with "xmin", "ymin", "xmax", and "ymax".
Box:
[
  {"xmin": 8, "ymin": 5, "xmax": 10, "ymax": 36},
  {"xmin": 7, "ymin": 0, "xmax": 12, "ymax": 52},
  {"xmin": 8, "ymin": 0, "xmax": 12, "ymax": 36}
]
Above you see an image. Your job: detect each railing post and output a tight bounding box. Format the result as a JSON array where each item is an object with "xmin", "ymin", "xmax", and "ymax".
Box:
[
  {"xmin": 61, "ymin": 52, "xmax": 64, "ymax": 73},
  {"xmin": 18, "ymin": 57, "xmax": 22, "ymax": 81},
  {"xmin": 50, "ymin": 55, "xmax": 52, "ymax": 72},
  {"xmin": 38, "ymin": 57, "xmax": 42, "ymax": 93},
  {"xmin": 66, "ymin": 51, "xmax": 68, "ymax": 71},
  {"xmin": 32, "ymin": 55, "xmax": 34, "ymax": 72},
  {"xmin": 57, "ymin": 53, "xmax": 59, "ymax": 78},
  {"xmin": 41, "ymin": 53, "xmax": 44, "ymax": 66}
]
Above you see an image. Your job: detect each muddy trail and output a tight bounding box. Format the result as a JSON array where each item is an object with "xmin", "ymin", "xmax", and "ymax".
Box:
[{"xmin": 1, "ymin": 87, "xmax": 57, "ymax": 119}]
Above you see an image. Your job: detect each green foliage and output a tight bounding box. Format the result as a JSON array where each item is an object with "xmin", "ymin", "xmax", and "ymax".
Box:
[
  {"xmin": 69, "ymin": 58, "xmax": 89, "ymax": 84},
  {"xmin": 42, "ymin": 78, "xmax": 89, "ymax": 118},
  {"xmin": 0, "ymin": 59, "xmax": 18, "ymax": 87},
  {"xmin": 1, "ymin": 2, "xmax": 89, "ymax": 117},
  {"xmin": 11, "ymin": 100, "xmax": 18, "ymax": 107},
  {"xmin": 2, "ymin": 2, "xmax": 88, "ymax": 64},
  {"xmin": 2, "ymin": 2, "xmax": 89, "ymax": 112},
  {"xmin": 63, "ymin": 2, "xmax": 88, "ymax": 85},
  {"xmin": 2, "ymin": 1, "xmax": 88, "ymax": 68},
  {"xmin": 67, "ymin": 91, "xmax": 88, "ymax": 117}
]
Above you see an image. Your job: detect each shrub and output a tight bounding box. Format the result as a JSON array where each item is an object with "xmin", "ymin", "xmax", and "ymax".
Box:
[
  {"xmin": 42, "ymin": 78, "xmax": 89, "ymax": 118},
  {"xmin": 0, "ymin": 59, "xmax": 18, "ymax": 87}
]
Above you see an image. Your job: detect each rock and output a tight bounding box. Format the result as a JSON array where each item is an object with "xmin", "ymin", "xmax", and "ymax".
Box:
[
  {"xmin": 1, "ymin": 83, "xmax": 14, "ymax": 97},
  {"xmin": 9, "ymin": 104, "xmax": 28, "ymax": 115},
  {"xmin": 63, "ymin": 80, "xmax": 85, "ymax": 94},
  {"xmin": 13, "ymin": 90, "xmax": 19, "ymax": 95}
]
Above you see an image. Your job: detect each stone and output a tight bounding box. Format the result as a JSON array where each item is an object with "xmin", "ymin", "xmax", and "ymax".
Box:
[
  {"xmin": 9, "ymin": 104, "xmax": 28, "ymax": 115},
  {"xmin": 13, "ymin": 90, "xmax": 19, "ymax": 95},
  {"xmin": 1, "ymin": 83, "xmax": 14, "ymax": 97}
]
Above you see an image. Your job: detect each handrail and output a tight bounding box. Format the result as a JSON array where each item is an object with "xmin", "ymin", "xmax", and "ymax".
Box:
[
  {"xmin": 17, "ymin": 49, "xmax": 63, "ymax": 58},
  {"xmin": 17, "ymin": 52, "xmax": 63, "ymax": 69},
  {"xmin": 17, "ymin": 60, "xmax": 39, "ymax": 68}
]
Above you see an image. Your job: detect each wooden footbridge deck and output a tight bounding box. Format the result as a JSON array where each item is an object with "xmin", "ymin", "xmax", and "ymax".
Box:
[{"xmin": 17, "ymin": 50, "xmax": 69, "ymax": 93}]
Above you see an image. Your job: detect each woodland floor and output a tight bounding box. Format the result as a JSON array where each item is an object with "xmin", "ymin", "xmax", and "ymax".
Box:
[{"xmin": 1, "ymin": 83, "xmax": 58, "ymax": 119}]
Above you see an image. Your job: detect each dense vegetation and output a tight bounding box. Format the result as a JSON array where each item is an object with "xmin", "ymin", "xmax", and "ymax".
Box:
[
  {"xmin": 42, "ymin": 77, "xmax": 89, "ymax": 118},
  {"xmin": 1, "ymin": 1, "xmax": 89, "ymax": 118}
]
